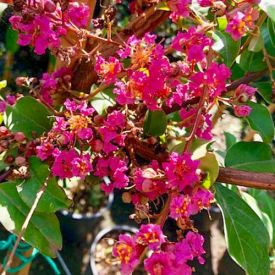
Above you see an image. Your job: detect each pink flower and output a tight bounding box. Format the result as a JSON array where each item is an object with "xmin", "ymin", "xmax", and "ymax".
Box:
[
  {"xmin": 114, "ymin": 81, "xmax": 135, "ymax": 105},
  {"xmin": 95, "ymin": 55, "xmax": 122, "ymax": 84},
  {"xmin": 168, "ymin": 0, "xmax": 191, "ymax": 22},
  {"xmin": 99, "ymin": 111, "xmax": 126, "ymax": 153},
  {"xmin": 169, "ymin": 194, "xmax": 192, "ymax": 220},
  {"xmin": 113, "ymin": 234, "xmax": 139, "ymax": 275},
  {"xmin": 135, "ymin": 224, "xmax": 165, "ymax": 250},
  {"xmin": 36, "ymin": 142, "xmax": 55, "ymax": 160},
  {"xmin": 95, "ymin": 156, "xmax": 129, "ymax": 193},
  {"xmin": 6, "ymin": 95, "xmax": 16, "ymax": 105},
  {"xmin": 71, "ymin": 154, "xmax": 92, "ymax": 178},
  {"xmin": 144, "ymin": 252, "xmax": 175, "ymax": 275},
  {"xmin": 51, "ymin": 149, "xmax": 78, "ymax": 179},
  {"xmin": 174, "ymin": 232, "xmax": 205, "ymax": 265},
  {"xmin": 172, "ymin": 27, "xmax": 212, "ymax": 62},
  {"xmin": 77, "ymin": 128, "xmax": 93, "ymax": 140},
  {"xmin": 67, "ymin": 2, "xmax": 90, "ymax": 28},
  {"xmin": 233, "ymin": 105, "xmax": 252, "ymax": 117},
  {"xmin": 234, "ymin": 84, "xmax": 257, "ymax": 102},
  {"xmin": 0, "ymin": 101, "xmax": 6, "ymax": 113},
  {"xmin": 190, "ymin": 62, "xmax": 231, "ymax": 99},
  {"xmin": 226, "ymin": 8, "xmax": 259, "ymax": 41},
  {"xmin": 191, "ymin": 188, "xmax": 214, "ymax": 213},
  {"xmin": 163, "ymin": 153, "xmax": 199, "ymax": 191},
  {"xmin": 40, "ymin": 68, "xmax": 71, "ymax": 105}
]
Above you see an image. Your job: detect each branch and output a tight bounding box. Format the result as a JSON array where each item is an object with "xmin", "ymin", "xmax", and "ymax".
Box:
[
  {"xmin": 0, "ymin": 176, "xmax": 50, "ymax": 275},
  {"xmin": 217, "ymin": 167, "xmax": 275, "ymax": 191}
]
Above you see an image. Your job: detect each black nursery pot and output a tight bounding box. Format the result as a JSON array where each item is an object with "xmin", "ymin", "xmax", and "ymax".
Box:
[
  {"xmin": 57, "ymin": 193, "xmax": 114, "ymax": 243},
  {"xmin": 90, "ymin": 225, "xmax": 138, "ymax": 275}
]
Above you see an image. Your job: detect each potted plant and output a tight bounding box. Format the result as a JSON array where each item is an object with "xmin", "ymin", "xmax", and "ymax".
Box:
[
  {"xmin": 90, "ymin": 225, "xmax": 139, "ymax": 275},
  {"xmin": 57, "ymin": 176, "xmax": 114, "ymax": 243}
]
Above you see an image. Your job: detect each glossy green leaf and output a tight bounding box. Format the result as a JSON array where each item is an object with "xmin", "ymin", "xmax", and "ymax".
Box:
[
  {"xmin": 248, "ymin": 33, "xmax": 264, "ymax": 52},
  {"xmin": 261, "ymin": 23, "xmax": 275, "ymax": 57},
  {"xmin": 5, "ymin": 27, "xmax": 19, "ymax": 54},
  {"xmin": 250, "ymin": 190, "xmax": 275, "ymax": 247},
  {"xmin": 252, "ymin": 81, "xmax": 272, "ymax": 103},
  {"xmin": 212, "ymin": 31, "xmax": 240, "ymax": 67},
  {"xmin": 143, "ymin": 110, "xmax": 167, "ymax": 136},
  {"xmin": 241, "ymin": 192, "xmax": 273, "ymax": 245},
  {"xmin": 0, "ymin": 182, "xmax": 62, "ymax": 257},
  {"xmin": 267, "ymin": 18, "xmax": 275, "ymax": 46},
  {"xmin": 90, "ymin": 88, "xmax": 116, "ymax": 115},
  {"xmin": 224, "ymin": 132, "xmax": 236, "ymax": 150},
  {"xmin": 246, "ymin": 101, "xmax": 274, "ymax": 143},
  {"xmin": 232, "ymin": 160, "xmax": 275, "ymax": 173},
  {"xmin": 239, "ymin": 50, "xmax": 267, "ymax": 72},
  {"xmin": 4, "ymin": 97, "xmax": 53, "ymax": 139},
  {"xmin": 259, "ymin": 0, "xmax": 275, "ymax": 23},
  {"xmin": 225, "ymin": 141, "xmax": 272, "ymax": 167},
  {"xmin": 17, "ymin": 157, "xmax": 71, "ymax": 213},
  {"xmin": 215, "ymin": 184, "xmax": 270, "ymax": 275},
  {"xmin": 199, "ymin": 152, "xmax": 219, "ymax": 189}
]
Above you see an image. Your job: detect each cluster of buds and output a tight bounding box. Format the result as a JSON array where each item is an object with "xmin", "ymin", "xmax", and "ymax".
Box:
[{"xmin": 231, "ymin": 84, "xmax": 257, "ymax": 117}]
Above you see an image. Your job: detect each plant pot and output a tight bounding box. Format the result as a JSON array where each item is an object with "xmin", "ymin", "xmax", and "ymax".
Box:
[
  {"xmin": 57, "ymin": 193, "xmax": 114, "ymax": 243},
  {"xmin": 90, "ymin": 225, "xmax": 138, "ymax": 275}
]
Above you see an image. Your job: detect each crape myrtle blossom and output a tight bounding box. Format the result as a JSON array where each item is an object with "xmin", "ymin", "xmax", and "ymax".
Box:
[
  {"xmin": 162, "ymin": 152, "xmax": 200, "ymax": 191},
  {"xmin": 9, "ymin": 0, "xmax": 89, "ymax": 54},
  {"xmin": 169, "ymin": 188, "xmax": 214, "ymax": 222},
  {"xmin": 94, "ymin": 156, "xmax": 129, "ymax": 193},
  {"xmin": 113, "ymin": 226, "xmax": 205, "ymax": 275},
  {"xmin": 226, "ymin": 7, "xmax": 259, "ymax": 41}
]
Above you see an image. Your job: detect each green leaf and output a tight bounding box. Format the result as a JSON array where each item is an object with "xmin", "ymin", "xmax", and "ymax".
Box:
[
  {"xmin": 224, "ymin": 132, "xmax": 236, "ymax": 150},
  {"xmin": 246, "ymin": 101, "xmax": 274, "ymax": 143},
  {"xmin": 199, "ymin": 152, "xmax": 219, "ymax": 189},
  {"xmin": 248, "ymin": 33, "xmax": 264, "ymax": 52},
  {"xmin": 143, "ymin": 110, "xmax": 167, "ymax": 136},
  {"xmin": 259, "ymin": 0, "xmax": 275, "ymax": 23},
  {"xmin": 212, "ymin": 31, "xmax": 240, "ymax": 67},
  {"xmin": 232, "ymin": 160, "xmax": 275, "ymax": 173},
  {"xmin": 267, "ymin": 18, "xmax": 275, "ymax": 46},
  {"xmin": 250, "ymin": 190, "xmax": 275, "ymax": 247},
  {"xmin": 215, "ymin": 184, "xmax": 270, "ymax": 275},
  {"xmin": 252, "ymin": 81, "xmax": 272, "ymax": 103},
  {"xmin": 217, "ymin": 16, "xmax": 227, "ymax": 31},
  {"xmin": 0, "ymin": 182, "xmax": 62, "ymax": 257},
  {"xmin": 241, "ymin": 192, "xmax": 273, "ymax": 245},
  {"xmin": 225, "ymin": 141, "xmax": 272, "ymax": 167},
  {"xmin": 239, "ymin": 50, "xmax": 267, "ymax": 72},
  {"xmin": 90, "ymin": 87, "xmax": 116, "ymax": 115},
  {"xmin": 4, "ymin": 97, "xmax": 53, "ymax": 139},
  {"xmin": 261, "ymin": 23, "xmax": 275, "ymax": 57},
  {"xmin": 5, "ymin": 27, "xmax": 19, "ymax": 54},
  {"xmin": 17, "ymin": 157, "xmax": 71, "ymax": 213}
]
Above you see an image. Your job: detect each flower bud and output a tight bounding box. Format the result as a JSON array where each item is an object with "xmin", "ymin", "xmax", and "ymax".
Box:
[
  {"xmin": 90, "ymin": 139, "xmax": 103, "ymax": 152},
  {"xmin": 233, "ymin": 105, "xmax": 252, "ymax": 117},
  {"xmin": 0, "ymin": 126, "xmax": 9, "ymax": 137},
  {"xmin": 14, "ymin": 132, "xmax": 26, "ymax": 143},
  {"xmin": 15, "ymin": 156, "xmax": 26, "ymax": 166},
  {"xmin": 44, "ymin": 0, "xmax": 56, "ymax": 12},
  {"xmin": 15, "ymin": 77, "xmax": 28, "ymax": 87},
  {"xmin": 5, "ymin": 155, "xmax": 14, "ymax": 164}
]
